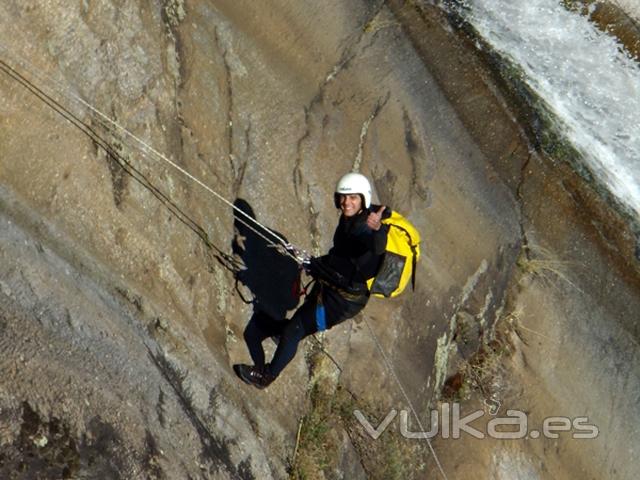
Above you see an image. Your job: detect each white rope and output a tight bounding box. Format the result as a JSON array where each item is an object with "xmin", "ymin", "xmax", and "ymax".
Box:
[
  {"xmin": 364, "ymin": 319, "xmax": 449, "ymax": 480},
  {"xmin": 0, "ymin": 44, "xmax": 300, "ymax": 263}
]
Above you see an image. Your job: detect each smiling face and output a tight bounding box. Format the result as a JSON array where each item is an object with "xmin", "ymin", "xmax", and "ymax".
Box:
[{"xmin": 338, "ymin": 194, "xmax": 363, "ymax": 217}]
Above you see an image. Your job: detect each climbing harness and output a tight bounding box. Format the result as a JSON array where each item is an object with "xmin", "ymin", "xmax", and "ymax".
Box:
[
  {"xmin": 317, "ymin": 277, "xmax": 368, "ymax": 303},
  {"xmin": 292, "ymin": 271, "xmax": 315, "ymax": 299}
]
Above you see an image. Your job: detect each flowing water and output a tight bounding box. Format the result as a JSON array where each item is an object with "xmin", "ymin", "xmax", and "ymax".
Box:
[{"xmin": 446, "ymin": 0, "xmax": 640, "ymax": 220}]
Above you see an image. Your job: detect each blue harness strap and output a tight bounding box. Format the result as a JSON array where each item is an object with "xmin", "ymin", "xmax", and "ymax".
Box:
[{"xmin": 315, "ymin": 302, "xmax": 327, "ymax": 332}]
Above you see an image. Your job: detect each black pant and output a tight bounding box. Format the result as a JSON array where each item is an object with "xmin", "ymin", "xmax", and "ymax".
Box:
[{"xmin": 243, "ymin": 283, "xmax": 367, "ymax": 378}]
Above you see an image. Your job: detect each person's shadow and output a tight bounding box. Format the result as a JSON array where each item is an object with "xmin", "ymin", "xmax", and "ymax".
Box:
[{"xmin": 231, "ymin": 199, "xmax": 301, "ymax": 332}]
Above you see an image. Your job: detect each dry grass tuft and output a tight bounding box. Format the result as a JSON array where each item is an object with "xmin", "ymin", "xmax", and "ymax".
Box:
[{"xmin": 518, "ymin": 244, "xmax": 583, "ymax": 293}]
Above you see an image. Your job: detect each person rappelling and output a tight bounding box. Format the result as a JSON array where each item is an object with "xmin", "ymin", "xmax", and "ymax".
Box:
[{"xmin": 233, "ymin": 172, "xmax": 391, "ymax": 388}]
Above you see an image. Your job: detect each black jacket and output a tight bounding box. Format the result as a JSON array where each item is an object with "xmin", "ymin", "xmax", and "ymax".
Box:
[{"xmin": 310, "ymin": 205, "xmax": 390, "ymax": 292}]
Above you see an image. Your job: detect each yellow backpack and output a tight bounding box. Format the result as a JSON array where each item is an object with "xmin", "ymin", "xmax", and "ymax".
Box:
[{"xmin": 367, "ymin": 210, "xmax": 421, "ymax": 298}]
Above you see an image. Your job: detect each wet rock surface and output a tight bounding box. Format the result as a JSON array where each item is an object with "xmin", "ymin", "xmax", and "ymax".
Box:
[{"xmin": 0, "ymin": 1, "xmax": 638, "ymax": 478}]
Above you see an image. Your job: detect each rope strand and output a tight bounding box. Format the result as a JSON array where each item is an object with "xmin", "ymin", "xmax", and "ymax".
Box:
[{"xmin": 364, "ymin": 319, "xmax": 449, "ymax": 480}]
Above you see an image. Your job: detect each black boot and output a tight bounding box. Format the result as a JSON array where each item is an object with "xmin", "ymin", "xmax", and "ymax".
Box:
[{"xmin": 233, "ymin": 364, "xmax": 275, "ymax": 389}]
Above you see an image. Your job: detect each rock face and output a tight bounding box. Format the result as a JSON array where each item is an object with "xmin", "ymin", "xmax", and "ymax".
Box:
[{"xmin": 0, "ymin": 1, "xmax": 638, "ymax": 479}]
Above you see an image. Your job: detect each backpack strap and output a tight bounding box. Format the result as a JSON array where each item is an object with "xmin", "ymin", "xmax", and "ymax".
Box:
[
  {"xmin": 410, "ymin": 245, "xmax": 417, "ymax": 291},
  {"xmin": 390, "ymin": 222, "xmax": 418, "ymax": 292}
]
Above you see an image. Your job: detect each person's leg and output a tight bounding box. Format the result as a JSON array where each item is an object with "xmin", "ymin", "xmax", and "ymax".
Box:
[
  {"xmin": 235, "ymin": 310, "xmax": 288, "ymax": 389},
  {"xmin": 267, "ymin": 294, "xmax": 318, "ymax": 378},
  {"xmin": 236, "ymin": 286, "xmax": 366, "ymax": 388},
  {"xmin": 243, "ymin": 311, "xmax": 285, "ymax": 370}
]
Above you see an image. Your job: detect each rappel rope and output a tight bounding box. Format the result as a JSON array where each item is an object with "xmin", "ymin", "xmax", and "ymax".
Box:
[
  {"xmin": 0, "ymin": 44, "xmax": 303, "ymax": 265},
  {"xmin": 1, "ymin": 45, "xmax": 449, "ymax": 480},
  {"xmin": 364, "ymin": 319, "xmax": 449, "ymax": 480}
]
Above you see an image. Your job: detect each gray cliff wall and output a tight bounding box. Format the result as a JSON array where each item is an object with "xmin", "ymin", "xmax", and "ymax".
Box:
[{"xmin": 0, "ymin": 1, "xmax": 638, "ymax": 479}]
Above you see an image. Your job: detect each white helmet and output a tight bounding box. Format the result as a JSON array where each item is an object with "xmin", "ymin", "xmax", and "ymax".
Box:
[{"xmin": 334, "ymin": 172, "xmax": 372, "ymax": 209}]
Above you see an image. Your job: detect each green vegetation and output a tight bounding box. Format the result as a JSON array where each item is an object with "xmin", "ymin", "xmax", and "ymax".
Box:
[
  {"xmin": 289, "ymin": 383, "xmax": 345, "ymax": 479},
  {"xmin": 441, "ymin": 334, "xmax": 511, "ymax": 406},
  {"xmin": 289, "ymin": 380, "xmax": 428, "ymax": 480}
]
